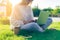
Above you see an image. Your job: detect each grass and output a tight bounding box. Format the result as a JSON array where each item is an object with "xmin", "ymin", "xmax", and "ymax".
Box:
[{"xmin": 0, "ymin": 22, "xmax": 60, "ymax": 40}]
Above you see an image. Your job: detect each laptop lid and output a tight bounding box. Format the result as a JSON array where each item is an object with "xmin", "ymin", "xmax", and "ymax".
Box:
[{"xmin": 37, "ymin": 11, "xmax": 50, "ymax": 25}]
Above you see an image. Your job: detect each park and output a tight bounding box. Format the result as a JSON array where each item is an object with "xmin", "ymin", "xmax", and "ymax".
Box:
[{"xmin": 0, "ymin": 0, "xmax": 60, "ymax": 40}]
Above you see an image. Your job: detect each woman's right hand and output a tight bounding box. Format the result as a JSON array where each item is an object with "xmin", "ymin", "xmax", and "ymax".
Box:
[
  {"xmin": 23, "ymin": 19, "xmax": 37, "ymax": 24},
  {"xmin": 23, "ymin": 20, "xmax": 28, "ymax": 24}
]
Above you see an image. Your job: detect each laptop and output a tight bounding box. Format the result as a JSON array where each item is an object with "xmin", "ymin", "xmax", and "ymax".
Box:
[{"xmin": 37, "ymin": 11, "xmax": 50, "ymax": 25}]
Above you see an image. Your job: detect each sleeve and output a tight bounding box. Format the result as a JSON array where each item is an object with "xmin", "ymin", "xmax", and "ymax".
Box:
[
  {"xmin": 10, "ymin": 5, "xmax": 24, "ymax": 29},
  {"xmin": 29, "ymin": 7, "xmax": 34, "ymax": 20},
  {"xmin": 10, "ymin": 18, "xmax": 24, "ymax": 29}
]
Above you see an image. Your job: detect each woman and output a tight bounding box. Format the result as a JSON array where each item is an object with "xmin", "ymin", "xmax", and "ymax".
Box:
[{"xmin": 10, "ymin": 0, "xmax": 52, "ymax": 35}]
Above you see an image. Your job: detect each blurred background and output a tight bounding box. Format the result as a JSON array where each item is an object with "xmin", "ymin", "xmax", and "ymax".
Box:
[
  {"xmin": 0, "ymin": 0, "xmax": 60, "ymax": 17},
  {"xmin": 0, "ymin": 0, "xmax": 60, "ymax": 24}
]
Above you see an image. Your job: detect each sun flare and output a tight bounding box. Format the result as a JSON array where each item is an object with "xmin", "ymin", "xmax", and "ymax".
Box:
[{"xmin": 9, "ymin": 0, "xmax": 21, "ymax": 6}]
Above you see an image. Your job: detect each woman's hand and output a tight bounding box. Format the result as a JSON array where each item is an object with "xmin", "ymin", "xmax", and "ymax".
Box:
[
  {"xmin": 28, "ymin": 20, "xmax": 35, "ymax": 22},
  {"xmin": 23, "ymin": 20, "xmax": 29, "ymax": 24},
  {"xmin": 28, "ymin": 19, "xmax": 37, "ymax": 22},
  {"xmin": 23, "ymin": 20, "xmax": 35, "ymax": 24}
]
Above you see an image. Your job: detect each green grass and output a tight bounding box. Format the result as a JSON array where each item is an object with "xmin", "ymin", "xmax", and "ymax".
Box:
[{"xmin": 0, "ymin": 22, "xmax": 60, "ymax": 40}]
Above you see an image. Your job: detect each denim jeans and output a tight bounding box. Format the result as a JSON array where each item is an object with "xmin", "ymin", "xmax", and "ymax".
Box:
[{"xmin": 20, "ymin": 18, "xmax": 52, "ymax": 32}]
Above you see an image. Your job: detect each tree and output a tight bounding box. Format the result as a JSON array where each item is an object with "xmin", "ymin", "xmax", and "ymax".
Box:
[{"xmin": 32, "ymin": 7, "xmax": 41, "ymax": 17}]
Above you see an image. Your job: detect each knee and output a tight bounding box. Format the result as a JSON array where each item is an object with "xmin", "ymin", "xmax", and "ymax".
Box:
[{"xmin": 48, "ymin": 18, "xmax": 52, "ymax": 23}]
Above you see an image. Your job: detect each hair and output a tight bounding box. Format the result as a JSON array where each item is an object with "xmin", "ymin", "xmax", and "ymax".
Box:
[
  {"xmin": 22, "ymin": 0, "xmax": 33, "ymax": 3},
  {"xmin": 20, "ymin": 0, "xmax": 33, "ymax": 5}
]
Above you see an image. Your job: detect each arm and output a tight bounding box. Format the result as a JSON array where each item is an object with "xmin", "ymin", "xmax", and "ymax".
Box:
[{"xmin": 10, "ymin": 5, "xmax": 24, "ymax": 34}]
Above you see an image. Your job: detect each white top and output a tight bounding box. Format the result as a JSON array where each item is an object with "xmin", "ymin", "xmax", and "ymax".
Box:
[{"xmin": 10, "ymin": 4, "xmax": 34, "ymax": 29}]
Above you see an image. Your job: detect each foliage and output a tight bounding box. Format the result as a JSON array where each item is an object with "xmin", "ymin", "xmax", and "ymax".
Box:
[
  {"xmin": 0, "ymin": 17, "xmax": 10, "ymax": 25},
  {"xmin": 43, "ymin": 7, "xmax": 53, "ymax": 12},
  {"xmin": 32, "ymin": 7, "xmax": 60, "ymax": 17},
  {"xmin": 42, "ymin": 7, "xmax": 60, "ymax": 17},
  {"xmin": 32, "ymin": 7, "xmax": 41, "ymax": 17},
  {"xmin": 0, "ymin": 12, "xmax": 4, "ymax": 18},
  {"xmin": 51, "ymin": 6, "xmax": 60, "ymax": 17}
]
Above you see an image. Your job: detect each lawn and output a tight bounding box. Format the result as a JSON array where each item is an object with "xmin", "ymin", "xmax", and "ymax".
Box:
[{"xmin": 0, "ymin": 22, "xmax": 60, "ymax": 40}]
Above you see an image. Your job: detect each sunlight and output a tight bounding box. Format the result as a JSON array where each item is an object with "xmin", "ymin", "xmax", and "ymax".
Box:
[{"xmin": 9, "ymin": 0, "xmax": 21, "ymax": 6}]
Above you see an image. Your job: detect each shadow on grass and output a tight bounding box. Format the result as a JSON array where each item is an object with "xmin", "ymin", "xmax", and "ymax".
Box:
[{"xmin": 17, "ymin": 29, "xmax": 60, "ymax": 40}]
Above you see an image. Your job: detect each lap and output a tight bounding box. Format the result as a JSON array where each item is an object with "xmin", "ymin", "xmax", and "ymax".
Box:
[
  {"xmin": 20, "ymin": 22, "xmax": 40, "ymax": 32},
  {"xmin": 20, "ymin": 18, "xmax": 52, "ymax": 31},
  {"xmin": 13, "ymin": 18, "xmax": 52, "ymax": 34}
]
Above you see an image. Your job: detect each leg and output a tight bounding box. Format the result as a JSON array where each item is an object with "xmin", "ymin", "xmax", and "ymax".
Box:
[
  {"xmin": 41, "ymin": 18, "xmax": 52, "ymax": 30},
  {"xmin": 20, "ymin": 22, "xmax": 44, "ymax": 32}
]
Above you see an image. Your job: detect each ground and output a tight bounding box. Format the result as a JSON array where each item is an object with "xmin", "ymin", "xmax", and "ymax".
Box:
[{"xmin": 0, "ymin": 22, "xmax": 60, "ymax": 40}]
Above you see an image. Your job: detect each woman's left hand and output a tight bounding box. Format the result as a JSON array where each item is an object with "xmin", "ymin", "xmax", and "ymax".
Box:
[
  {"xmin": 23, "ymin": 20, "xmax": 34, "ymax": 24},
  {"xmin": 28, "ymin": 20, "xmax": 35, "ymax": 23}
]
